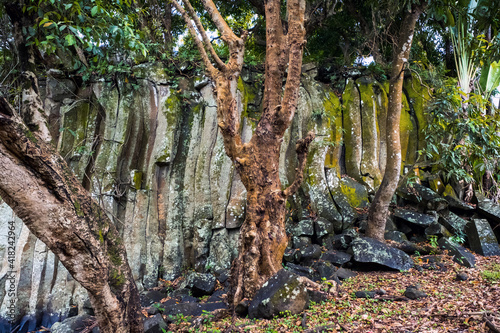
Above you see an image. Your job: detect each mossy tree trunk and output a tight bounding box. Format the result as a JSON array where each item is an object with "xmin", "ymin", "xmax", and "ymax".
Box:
[
  {"xmin": 172, "ymin": 0, "xmax": 313, "ymax": 308},
  {"xmin": 0, "ymin": 97, "xmax": 142, "ymax": 332},
  {"xmin": 366, "ymin": 3, "xmax": 425, "ymax": 241}
]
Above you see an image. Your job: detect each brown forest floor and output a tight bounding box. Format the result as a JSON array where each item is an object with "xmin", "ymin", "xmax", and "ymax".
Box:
[{"xmin": 167, "ymin": 255, "xmax": 500, "ymax": 333}]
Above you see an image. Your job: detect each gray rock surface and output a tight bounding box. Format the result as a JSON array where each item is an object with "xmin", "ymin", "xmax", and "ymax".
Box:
[
  {"xmin": 349, "ymin": 237, "xmax": 414, "ymax": 271},
  {"xmin": 248, "ymin": 270, "xmax": 309, "ymax": 319},
  {"xmin": 438, "ymin": 238, "xmax": 476, "ymax": 267},
  {"xmin": 466, "ymin": 219, "xmax": 500, "ymax": 256}
]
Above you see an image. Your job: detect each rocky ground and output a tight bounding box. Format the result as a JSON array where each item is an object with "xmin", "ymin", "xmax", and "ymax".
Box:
[{"xmin": 164, "ymin": 255, "xmax": 500, "ymax": 333}]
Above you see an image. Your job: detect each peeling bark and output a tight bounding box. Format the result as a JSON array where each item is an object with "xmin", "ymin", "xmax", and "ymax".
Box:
[
  {"xmin": 172, "ymin": 0, "xmax": 310, "ymax": 308},
  {"xmin": 0, "ymin": 98, "xmax": 142, "ymax": 332},
  {"xmin": 366, "ymin": 3, "xmax": 425, "ymax": 241}
]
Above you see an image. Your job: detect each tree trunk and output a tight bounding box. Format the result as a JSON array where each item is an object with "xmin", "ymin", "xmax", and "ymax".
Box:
[
  {"xmin": 366, "ymin": 4, "xmax": 424, "ymax": 241},
  {"xmin": 172, "ymin": 0, "xmax": 311, "ymax": 308},
  {"xmin": 0, "ymin": 98, "xmax": 143, "ymax": 332}
]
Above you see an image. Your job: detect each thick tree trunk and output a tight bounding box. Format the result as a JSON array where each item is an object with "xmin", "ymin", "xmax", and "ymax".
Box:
[
  {"xmin": 366, "ymin": 4, "xmax": 424, "ymax": 241},
  {"xmin": 0, "ymin": 98, "xmax": 142, "ymax": 332},
  {"xmin": 172, "ymin": 0, "xmax": 310, "ymax": 309}
]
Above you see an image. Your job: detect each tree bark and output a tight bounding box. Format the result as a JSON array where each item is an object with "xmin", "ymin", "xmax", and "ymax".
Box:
[
  {"xmin": 366, "ymin": 4, "xmax": 424, "ymax": 241},
  {"xmin": 172, "ymin": 0, "xmax": 311, "ymax": 309},
  {"xmin": 0, "ymin": 98, "xmax": 142, "ymax": 332}
]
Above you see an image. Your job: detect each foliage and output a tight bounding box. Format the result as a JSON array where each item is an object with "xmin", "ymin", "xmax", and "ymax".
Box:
[
  {"xmin": 422, "ymin": 77, "xmax": 500, "ymax": 198},
  {"xmin": 482, "ymin": 263, "xmax": 500, "ymax": 282},
  {"xmin": 22, "ymin": 0, "xmax": 148, "ymax": 73}
]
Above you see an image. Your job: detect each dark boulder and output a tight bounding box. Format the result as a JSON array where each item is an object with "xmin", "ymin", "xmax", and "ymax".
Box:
[
  {"xmin": 50, "ymin": 314, "xmax": 96, "ymax": 333},
  {"xmin": 355, "ymin": 291, "xmax": 376, "ymax": 298},
  {"xmin": 289, "ymin": 219, "xmax": 314, "ymax": 237},
  {"xmin": 393, "ymin": 208, "xmax": 436, "ymax": 227},
  {"xmin": 466, "ymin": 219, "xmax": 500, "ymax": 256},
  {"xmin": 248, "ymin": 269, "xmax": 309, "ymax": 319},
  {"xmin": 299, "ymin": 244, "xmax": 322, "ymax": 261},
  {"xmin": 292, "ymin": 236, "xmax": 312, "ymax": 249},
  {"xmin": 163, "ymin": 302, "xmax": 203, "ymax": 318},
  {"xmin": 186, "ymin": 272, "xmax": 217, "ymax": 297},
  {"xmin": 397, "ymin": 184, "xmax": 448, "ymax": 211},
  {"xmin": 285, "ymin": 263, "xmax": 315, "ymax": 279},
  {"xmin": 349, "ymin": 237, "xmax": 414, "ymax": 271},
  {"xmin": 311, "ymin": 260, "xmax": 337, "ymax": 280},
  {"xmin": 384, "ymin": 231, "xmax": 408, "ymax": 243},
  {"xmin": 308, "ymin": 290, "xmax": 329, "ymax": 304},
  {"xmin": 336, "ymin": 267, "xmax": 357, "ymax": 280},
  {"xmin": 476, "ymin": 196, "xmax": 500, "ymax": 240},
  {"xmin": 320, "ymin": 250, "xmax": 352, "ymax": 266},
  {"xmin": 141, "ymin": 290, "xmax": 169, "ymax": 307},
  {"xmin": 404, "ymin": 285, "xmax": 427, "ymax": 300},
  {"xmin": 456, "ymin": 272, "xmax": 468, "ymax": 281},
  {"xmin": 438, "ymin": 237, "xmax": 475, "ymax": 268},
  {"xmin": 314, "ymin": 218, "xmax": 334, "ymax": 238},
  {"xmin": 438, "ymin": 210, "xmax": 468, "ymax": 235},
  {"xmin": 200, "ymin": 301, "xmax": 227, "ymax": 313},
  {"xmin": 144, "ymin": 313, "xmax": 168, "ymax": 333}
]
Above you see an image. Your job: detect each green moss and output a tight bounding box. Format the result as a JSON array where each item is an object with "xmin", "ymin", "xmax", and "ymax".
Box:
[
  {"xmin": 109, "ymin": 268, "xmax": 126, "ymax": 288},
  {"xmin": 73, "ymin": 200, "xmax": 84, "ymax": 217},
  {"xmin": 25, "ymin": 129, "xmax": 38, "ymax": 144},
  {"xmin": 108, "ymin": 247, "xmax": 122, "ymax": 266},
  {"xmin": 132, "ymin": 171, "xmax": 142, "ymax": 190},
  {"xmin": 323, "ymin": 91, "xmax": 342, "ymax": 171},
  {"xmin": 98, "ymin": 230, "xmax": 104, "ymax": 244}
]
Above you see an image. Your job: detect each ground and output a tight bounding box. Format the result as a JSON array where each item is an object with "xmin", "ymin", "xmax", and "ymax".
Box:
[{"xmin": 166, "ymin": 255, "xmax": 500, "ymax": 332}]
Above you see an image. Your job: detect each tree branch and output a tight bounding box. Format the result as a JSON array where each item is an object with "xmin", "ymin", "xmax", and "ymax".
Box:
[
  {"xmin": 275, "ymin": 0, "xmax": 306, "ymax": 136},
  {"xmin": 182, "ymin": 0, "xmax": 226, "ymax": 70},
  {"xmin": 283, "ymin": 131, "xmax": 315, "ymax": 198},
  {"xmin": 170, "ymin": 0, "xmax": 217, "ymax": 76}
]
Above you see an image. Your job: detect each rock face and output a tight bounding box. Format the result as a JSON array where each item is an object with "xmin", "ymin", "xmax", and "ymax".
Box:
[
  {"xmin": 438, "ymin": 238, "xmax": 476, "ymax": 268},
  {"xmin": 466, "ymin": 219, "xmax": 500, "ymax": 256},
  {"xmin": 248, "ymin": 270, "xmax": 309, "ymax": 319},
  {"xmin": 0, "ymin": 63, "xmax": 440, "ymax": 324},
  {"xmin": 349, "ymin": 237, "xmax": 414, "ymax": 271}
]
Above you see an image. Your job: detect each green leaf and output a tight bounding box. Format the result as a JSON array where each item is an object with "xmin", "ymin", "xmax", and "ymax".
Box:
[
  {"xmin": 91, "ymin": 6, "xmax": 98, "ymax": 17},
  {"xmin": 479, "ymin": 61, "xmax": 500, "ymax": 93},
  {"xmin": 65, "ymin": 34, "xmax": 76, "ymax": 46}
]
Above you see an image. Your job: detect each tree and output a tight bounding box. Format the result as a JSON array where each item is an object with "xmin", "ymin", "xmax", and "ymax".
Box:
[
  {"xmin": 366, "ymin": 1, "xmax": 426, "ymax": 241},
  {"xmin": 0, "ymin": 1, "xmax": 144, "ymax": 331},
  {"xmin": 170, "ymin": 0, "xmax": 313, "ymax": 308}
]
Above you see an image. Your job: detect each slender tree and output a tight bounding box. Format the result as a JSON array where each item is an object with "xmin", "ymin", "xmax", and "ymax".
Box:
[
  {"xmin": 0, "ymin": 96, "xmax": 143, "ymax": 332},
  {"xmin": 366, "ymin": 2, "xmax": 426, "ymax": 241},
  {"xmin": 171, "ymin": 0, "xmax": 313, "ymax": 308}
]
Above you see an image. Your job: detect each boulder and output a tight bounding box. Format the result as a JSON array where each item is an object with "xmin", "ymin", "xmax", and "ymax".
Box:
[
  {"xmin": 349, "ymin": 237, "xmax": 414, "ymax": 271},
  {"xmin": 292, "ymin": 236, "xmax": 312, "ymax": 249},
  {"xmin": 438, "ymin": 210, "xmax": 468, "ymax": 235},
  {"xmin": 144, "ymin": 313, "xmax": 168, "ymax": 333},
  {"xmin": 248, "ymin": 270, "xmax": 309, "ymax": 319},
  {"xmin": 141, "ymin": 290, "xmax": 170, "ymax": 307},
  {"xmin": 438, "ymin": 238, "xmax": 475, "ymax": 267},
  {"xmin": 320, "ymin": 250, "xmax": 352, "ymax": 266},
  {"xmin": 335, "ymin": 267, "xmax": 357, "ymax": 280},
  {"xmin": 311, "ymin": 260, "xmax": 337, "ymax": 280},
  {"xmin": 355, "ymin": 290, "xmax": 376, "ymax": 299},
  {"xmin": 50, "ymin": 315, "xmax": 96, "ymax": 333},
  {"xmin": 466, "ymin": 219, "xmax": 500, "ymax": 256},
  {"xmin": 476, "ymin": 197, "xmax": 500, "ymax": 240},
  {"xmin": 289, "ymin": 219, "xmax": 314, "ymax": 237},
  {"xmin": 404, "ymin": 285, "xmax": 427, "ymax": 300},
  {"xmin": 397, "ymin": 184, "xmax": 448, "ymax": 211},
  {"xmin": 384, "ymin": 231, "xmax": 408, "ymax": 243},
  {"xmin": 443, "ymin": 186, "xmax": 474, "ymax": 211},
  {"xmin": 314, "ymin": 218, "xmax": 334, "ymax": 238},
  {"xmin": 299, "ymin": 244, "xmax": 322, "ymax": 261},
  {"xmin": 393, "ymin": 208, "xmax": 436, "ymax": 227},
  {"xmin": 163, "ymin": 302, "xmax": 203, "ymax": 318},
  {"xmin": 285, "ymin": 263, "xmax": 315, "ymax": 279},
  {"xmin": 186, "ymin": 272, "xmax": 217, "ymax": 297}
]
